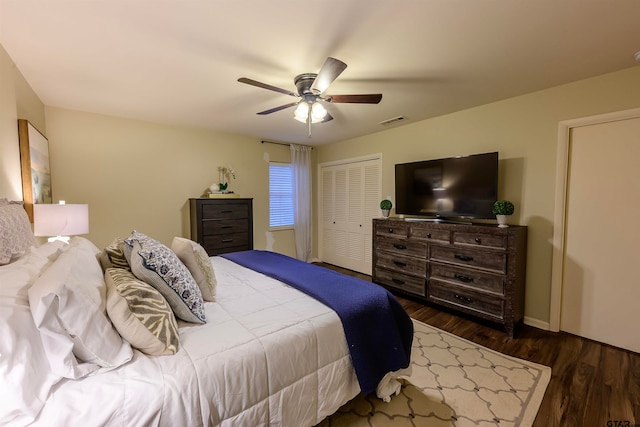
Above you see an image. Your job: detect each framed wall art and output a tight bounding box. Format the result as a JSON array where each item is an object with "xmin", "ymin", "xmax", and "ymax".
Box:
[{"xmin": 18, "ymin": 119, "xmax": 52, "ymax": 222}]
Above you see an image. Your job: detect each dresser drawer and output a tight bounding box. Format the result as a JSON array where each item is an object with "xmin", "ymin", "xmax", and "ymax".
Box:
[
  {"xmin": 203, "ymin": 232, "xmax": 250, "ymax": 251},
  {"xmin": 430, "ymin": 262, "xmax": 505, "ymax": 295},
  {"xmin": 453, "ymin": 232, "xmax": 506, "ymax": 250},
  {"xmin": 428, "ymin": 279, "xmax": 504, "ymax": 320},
  {"xmin": 375, "ymin": 223, "xmax": 409, "ymax": 238},
  {"xmin": 377, "ymin": 237, "xmax": 427, "ymax": 259},
  {"xmin": 375, "ymin": 251, "xmax": 427, "ymax": 278},
  {"xmin": 410, "ymin": 227, "xmax": 450, "ymax": 244},
  {"xmin": 202, "ymin": 219, "xmax": 249, "ymax": 236},
  {"xmin": 202, "ymin": 203, "xmax": 249, "ymax": 220},
  {"xmin": 374, "ymin": 268, "xmax": 426, "ymax": 296},
  {"xmin": 430, "ymin": 245, "xmax": 507, "ymax": 274}
]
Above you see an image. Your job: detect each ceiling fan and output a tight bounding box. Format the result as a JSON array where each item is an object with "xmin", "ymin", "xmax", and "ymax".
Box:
[{"xmin": 238, "ymin": 57, "xmax": 382, "ymax": 135}]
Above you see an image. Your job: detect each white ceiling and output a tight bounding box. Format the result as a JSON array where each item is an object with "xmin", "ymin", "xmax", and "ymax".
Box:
[{"xmin": 1, "ymin": 0, "xmax": 639, "ymax": 145}]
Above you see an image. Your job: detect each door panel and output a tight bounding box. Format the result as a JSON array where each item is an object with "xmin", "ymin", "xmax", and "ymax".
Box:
[
  {"xmin": 319, "ymin": 158, "xmax": 381, "ymax": 274},
  {"xmin": 561, "ymin": 117, "xmax": 640, "ymax": 353}
]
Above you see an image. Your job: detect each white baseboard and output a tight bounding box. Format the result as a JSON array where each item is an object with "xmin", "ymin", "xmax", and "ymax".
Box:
[{"xmin": 523, "ymin": 316, "xmax": 550, "ymax": 331}]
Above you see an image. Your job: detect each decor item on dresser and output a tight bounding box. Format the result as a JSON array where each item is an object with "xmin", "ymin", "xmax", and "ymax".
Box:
[
  {"xmin": 372, "ymin": 218, "xmax": 527, "ymax": 336},
  {"xmin": 17, "ymin": 119, "xmax": 52, "ymax": 221},
  {"xmin": 189, "ymin": 198, "xmax": 253, "ymax": 256},
  {"xmin": 492, "ymin": 199, "xmax": 515, "ymax": 228},
  {"xmin": 215, "ymin": 165, "xmax": 236, "ymax": 193},
  {"xmin": 1, "ymin": 199, "xmax": 414, "ymax": 427},
  {"xmin": 379, "ymin": 199, "xmax": 392, "ymax": 218}
]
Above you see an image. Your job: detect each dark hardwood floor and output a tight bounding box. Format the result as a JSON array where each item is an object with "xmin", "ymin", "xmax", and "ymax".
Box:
[{"xmin": 317, "ymin": 263, "xmax": 640, "ymax": 427}]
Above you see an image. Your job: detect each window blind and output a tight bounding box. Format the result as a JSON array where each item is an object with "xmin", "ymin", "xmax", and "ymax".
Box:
[{"xmin": 269, "ymin": 163, "xmax": 294, "ymax": 228}]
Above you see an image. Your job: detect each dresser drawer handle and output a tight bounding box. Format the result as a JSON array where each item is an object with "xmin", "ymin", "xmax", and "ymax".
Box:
[
  {"xmin": 221, "ymin": 239, "xmax": 233, "ymax": 243},
  {"xmin": 454, "ymin": 294, "xmax": 473, "ymax": 304},
  {"xmin": 392, "ymin": 260, "xmax": 407, "ymax": 267},
  {"xmin": 392, "ymin": 278, "xmax": 405, "ymax": 285},
  {"xmin": 220, "ymin": 225, "xmax": 232, "ymax": 229},
  {"xmin": 475, "ymin": 237, "xmax": 482, "ymax": 244},
  {"xmin": 388, "ymin": 228, "xmax": 394, "ymax": 233},
  {"xmin": 454, "ymin": 254, "xmax": 474, "ymax": 262},
  {"xmin": 221, "ymin": 210, "xmax": 233, "ymax": 214},
  {"xmin": 427, "ymin": 233, "xmax": 432, "ymax": 238},
  {"xmin": 393, "ymin": 244, "xmax": 407, "ymax": 250},
  {"xmin": 454, "ymin": 273, "xmax": 474, "ymax": 283}
]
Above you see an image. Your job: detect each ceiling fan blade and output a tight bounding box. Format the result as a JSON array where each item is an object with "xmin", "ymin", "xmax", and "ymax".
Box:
[
  {"xmin": 257, "ymin": 102, "xmax": 299, "ymax": 115},
  {"xmin": 310, "ymin": 57, "xmax": 347, "ymax": 94},
  {"xmin": 238, "ymin": 77, "xmax": 298, "ymax": 97},
  {"xmin": 325, "ymin": 94, "xmax": 383, "ymax": 104},
  {"xmin": 321, "ymin": 112, "xmax": 334, "ymax": 123}
]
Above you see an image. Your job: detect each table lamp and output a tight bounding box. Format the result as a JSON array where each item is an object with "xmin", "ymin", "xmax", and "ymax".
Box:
[{"xmin": 33, "ymin": 201, "xmax": 89, "ymax": 243}]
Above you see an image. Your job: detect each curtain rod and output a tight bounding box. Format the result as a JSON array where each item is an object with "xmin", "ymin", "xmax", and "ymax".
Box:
[{"xmin": 261, "ymin": 140, "xmax": 313, "ymax": 149}]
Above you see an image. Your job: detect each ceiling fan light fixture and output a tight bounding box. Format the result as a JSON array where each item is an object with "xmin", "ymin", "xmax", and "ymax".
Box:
[
  {"xmin": 311, "ymin": 101, "xmax": 327, "ymax": 122},
  {"xmin": 294, "ymin": 102, "xmax": 309, "ymax": 123}
]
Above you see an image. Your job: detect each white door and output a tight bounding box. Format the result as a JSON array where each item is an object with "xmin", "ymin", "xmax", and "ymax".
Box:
[
  {"xmin": 320, "ymin": 157, "xmax": 381, "ymax": 274},
  {"xmin": 560, "ymin": 117, "xmax": 640, "ymax": 352}
]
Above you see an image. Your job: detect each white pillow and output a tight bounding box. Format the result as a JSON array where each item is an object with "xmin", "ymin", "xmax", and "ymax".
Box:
[
  {"xmin": 0, "ymin": 246, "xmax": 63, "ymax": 425},
  {"xmin": 0, "ymin": 203, "xmax": 37, "ymax": 265},
  {"xmin": 28, "ymin": 237, "xmax": 133, "ymax": 379},
  {"xmin": 171, "ymin": 237, "xmax": 217, "ymax": 301},
  {"xmin": 123, "ymin": 231, "xmax": 205, "ymax": 324}
]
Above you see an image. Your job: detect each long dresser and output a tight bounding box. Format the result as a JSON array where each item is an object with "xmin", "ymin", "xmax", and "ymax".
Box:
[
  {"xmin": 189, "ymin": 198, "xmax": 253, "ymax": 256},
  {"xmin": 372, "ymin": 218, "xmax": 527, "ymax": 336}
]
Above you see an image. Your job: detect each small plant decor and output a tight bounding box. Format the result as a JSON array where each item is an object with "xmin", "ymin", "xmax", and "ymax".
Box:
[
  {"xmin": 492, "ymin": 200, "xmax": 515, "ymax": 216},
  {"xmin": 208, "ymin": 165, "xmax": 235, "ymax": 192},
  {"xmin": 492, "ymin": 200, "xmax": 514, "ymax": 228},
  {"xmin": 380, "ymin": 199, "xmax": 392, "ymax": 217},
  {"xmin": 380, "ymin": 199, "xmax": 393, "ymax": 210}
]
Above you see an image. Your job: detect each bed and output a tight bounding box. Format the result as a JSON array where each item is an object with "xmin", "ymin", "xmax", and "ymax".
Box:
[{"xmin": 0, "ymin": 199, "xmax": 413, "ymax": 426}]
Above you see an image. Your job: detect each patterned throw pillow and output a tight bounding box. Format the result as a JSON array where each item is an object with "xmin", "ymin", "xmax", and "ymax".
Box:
[
  {"xmin": 105, "ymin": 268, "xmax": 179, "ymax": 355},
  {"xmin": 171, "ymin": 237, "xmax": 217, "ymax": 301},
  {"xmin": 0, "ymin": 203, "xmax": 37, "ymax": 265},
  {"xmin": 123, "ymin": 231, "xmax": 205, "ymax": 324},
  {"xmin": 98, "ymin": 238, "xmax": 130, "ymax": 272}
]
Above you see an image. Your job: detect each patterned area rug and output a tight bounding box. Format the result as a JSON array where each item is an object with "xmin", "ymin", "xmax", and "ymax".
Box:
[{"xmin": 319, "ymin": 319, "xmax": 551, "ymax": 427}]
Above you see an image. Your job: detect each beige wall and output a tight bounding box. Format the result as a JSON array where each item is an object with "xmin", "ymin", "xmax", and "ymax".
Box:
[
  {"xmin": 44, "ymin": 107, "xmax": 300, "ymax": 256},
  {"xmin": 3, "ymin": 35, "xmax": 639, "ymax": 327},
  {"xmin": 316, "ymin": 65, "xmax": 640, "ymax": 326},
  {"xmin": 0, "ymin": 43, "xmax": 45, "ymax": 200}
]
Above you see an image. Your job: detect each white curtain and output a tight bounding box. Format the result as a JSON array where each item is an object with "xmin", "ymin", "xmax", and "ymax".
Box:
[{"xmin": 290, "ymin": 144, "xmax": 312, "ymax": 262}]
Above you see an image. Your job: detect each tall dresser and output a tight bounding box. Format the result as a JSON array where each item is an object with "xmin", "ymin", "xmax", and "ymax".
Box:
[
  {"xmin": 189, "ymin": 198, "xmax": 253, "ymax": 256},
  {"xmin": 373, "ymin": 218, "xmax": 527, "ymax": 336}
]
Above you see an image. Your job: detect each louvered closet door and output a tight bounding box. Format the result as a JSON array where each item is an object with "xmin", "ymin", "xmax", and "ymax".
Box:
[{"xmin": 320, "ymin": 158, "xmax": 381, "ymax": 274}]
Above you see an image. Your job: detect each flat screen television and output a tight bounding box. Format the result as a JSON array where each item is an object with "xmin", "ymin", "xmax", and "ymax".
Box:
[{"xmin": 395, "ymin": 152, "xmax": 498, "ymax": 220}]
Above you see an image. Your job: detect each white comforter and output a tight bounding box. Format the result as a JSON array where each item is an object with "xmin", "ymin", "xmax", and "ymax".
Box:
[{"xmin": 32, "ymin": 257, "xmax": 361, "ymax": 426}]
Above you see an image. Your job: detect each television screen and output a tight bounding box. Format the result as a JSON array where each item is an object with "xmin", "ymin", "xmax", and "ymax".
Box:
[{"xmin": 395, "ymin": 152, "xmax": 498, "ymax": 219}]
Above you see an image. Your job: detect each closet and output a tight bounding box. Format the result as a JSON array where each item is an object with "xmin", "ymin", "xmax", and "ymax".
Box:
[{"xmin": 319, "ymin": 156, "xmax": 381, "ymax": 274}]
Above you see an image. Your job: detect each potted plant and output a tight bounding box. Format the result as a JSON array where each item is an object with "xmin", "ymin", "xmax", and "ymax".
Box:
[
  {"xmin": 492, "ymin": 200, "xmax": 515, "ymax": 228},
  {"xmin": 380, "ymin": 199, "xmax": 393, "ymax": 218}
]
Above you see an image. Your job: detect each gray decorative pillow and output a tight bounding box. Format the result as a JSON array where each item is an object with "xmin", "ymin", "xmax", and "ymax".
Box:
[
  {"xmin": 105, "ymin": 268, "xmax": 179, "ymax": 355},
  {"xmin": 0, "ymin": 203, "xmax": 37, "ymax": 265},
  {"xmin": 123, "ymin": 231, "xmax": 205, "ymax": 324},
  {"xmin": 171, "ymin": 237, "xmax": 217, "ymax": 301}
]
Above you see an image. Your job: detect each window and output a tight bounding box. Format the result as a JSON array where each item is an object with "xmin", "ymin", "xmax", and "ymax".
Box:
[{"xmin": 269, "ymin": 162, "xmax": 294, "ymax": 229}]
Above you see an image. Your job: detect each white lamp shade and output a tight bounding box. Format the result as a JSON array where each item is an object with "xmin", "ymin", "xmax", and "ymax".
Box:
[
  {"xmin": 311, "ymin": 101, "xmax": 327, "ymax": 122},
  {"xmin": 294, "ymin": 102, "xmax": 310, "ymax": 123},
  {"xmin": 34, "ymin": 204, "xmax": 89, "ymax": 237}
]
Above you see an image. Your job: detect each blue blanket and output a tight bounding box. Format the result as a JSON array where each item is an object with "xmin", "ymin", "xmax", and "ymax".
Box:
[{"xmin": 221, "ymin": 250, "xmax": 413, "ymax": 394}]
